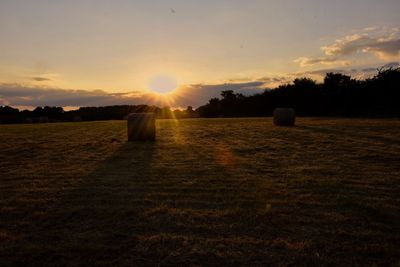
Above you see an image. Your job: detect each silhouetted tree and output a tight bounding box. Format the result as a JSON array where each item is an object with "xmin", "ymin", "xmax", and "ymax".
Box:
[{"xmin": 196, "ymin": 67, "xmax": 400, "ymax": 118}]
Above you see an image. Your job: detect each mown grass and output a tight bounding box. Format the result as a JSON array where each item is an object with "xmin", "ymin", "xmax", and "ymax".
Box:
[{"xmin": 0, "ymin": 118, "xmax": 399, "ymax": 266}]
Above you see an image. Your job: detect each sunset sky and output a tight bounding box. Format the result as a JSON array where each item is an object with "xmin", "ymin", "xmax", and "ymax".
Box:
[{"xmin": 0, "ymin": 0, "xmax": 399, "ymax": 109}]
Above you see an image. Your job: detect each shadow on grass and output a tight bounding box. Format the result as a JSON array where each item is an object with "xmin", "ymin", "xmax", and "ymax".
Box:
[
  {"xmin": 296, "ymin": 125, "xmax": 400, "ymax": 146},
  {"xmin": 5, "ymin": 141, "xmax": 157, "ymax": 266}
]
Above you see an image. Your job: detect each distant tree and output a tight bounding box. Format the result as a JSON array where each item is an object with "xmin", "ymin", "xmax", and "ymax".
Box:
[
  {"xmin": 324, "ymin": 73, "xmax": 352, "ymax": 89},
  {"xmin": 221, "ymin": 90, "xmax": 236, "ymax": 100},
  {"xmin": 158, "ymin": 107, "xmax": 174, "ymax": 119},
  {"xmin": 32, "ymin": 107, "xmax": 44, "ymax": 117},
  {"xmin": 0, "ymin": 106, "xmax": 20, "ymax": 124},
  {"xmin": 185, "ymin": 106, "xmax": 197, "ymax": 118},
  {"xmin": 0, "ymin": 106, "xmax": 19, "ymax": 115}
]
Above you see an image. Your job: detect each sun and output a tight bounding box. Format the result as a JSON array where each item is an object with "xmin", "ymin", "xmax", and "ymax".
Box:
[{"xmin": 148, "ymin": 75, "xmax": 178, "ymax": 94}]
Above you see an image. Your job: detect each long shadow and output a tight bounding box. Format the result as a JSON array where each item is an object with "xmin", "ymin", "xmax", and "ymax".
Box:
[
  {"xmin": 296, "ymin": 125, "xmax": 400, "ymax": 146},
  {"xmin": 5, "ymin": 141, "xmax": 156, "ymax": 266}
]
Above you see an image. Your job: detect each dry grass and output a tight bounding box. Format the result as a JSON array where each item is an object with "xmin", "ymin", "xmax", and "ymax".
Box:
[{"xmin": 0, "ymin": 118, "xmax": 399, "ymax": 266}]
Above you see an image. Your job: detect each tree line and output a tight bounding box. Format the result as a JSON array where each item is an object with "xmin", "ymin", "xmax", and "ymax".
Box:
[
  {"xmin": 197, "ymin": 67, "xmax": 400, "ymax": 118},
  {"xmin": 0, "ymin": 67, "xmax": 399, "ymax": 124},
  {"xmin": 0, "ymin": 105, "xmax": 198, "ymax": 124}
]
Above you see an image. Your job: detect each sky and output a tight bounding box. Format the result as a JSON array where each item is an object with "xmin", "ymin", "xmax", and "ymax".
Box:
[{"xmin": 0, "ymin": 0, "xmax": 399, "ymax": 109}]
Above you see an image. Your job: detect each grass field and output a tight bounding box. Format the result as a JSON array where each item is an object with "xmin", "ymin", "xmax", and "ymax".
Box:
[{"xmin": 1, "ymin": 118, "xmax": 399, "ymax": 266}]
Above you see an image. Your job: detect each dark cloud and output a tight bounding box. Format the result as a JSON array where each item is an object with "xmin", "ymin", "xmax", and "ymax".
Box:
[
  {"xmin": 174, "ymin": 82, "xmax": 265, "ymax": 107},
  {"xmin": 0, "ymin": 98, "xmax": 7, "ymax": 105},
  {"xmin": 257, "ymin": 76, "xmax": 289, "ymax": 83},
  {"xmin": 294, "ymin": 67, "xmax": 378, "ymax": 77},
  {"xmin": 0, "ymin": 84, "xmax": 145, "ymax": 108},
  {"xmin": 32, "ymin": 77, "xmax": 52, "ymax": 82},
  {"xmin": 294, "ymin": 68, "xmax": 346, "ymax": 76},
  {"xmin": 293, "ymin": 64, "xmax": 391, "ymax": 81},
  {"xmin": 365, "ymin": 39, "xmax": 400, "ymax": 58},
  {"xmin": 361, "ymin": 67, "xmax": 378, "ymax": 72},
  {"xmin": 255, "ymin": 76, "xmax": 292, "ymax": 88},
  {"xmin": 256, "ymin": 77, "xmax": 272, "ymax": 82},
  {"xmin": 272, "ymin": 77, "xmax": 287, "ymax": 82},
  {"xmin": 360, "ymin": 62, "xmax": 399, "ymax": 72},
  {"xmin": 0, "ymin": 81, "xmax": 266, "ymax": 109},
  {"xmin": 382, "ymin": 61, "xmax": 400, "ymax": 68}
]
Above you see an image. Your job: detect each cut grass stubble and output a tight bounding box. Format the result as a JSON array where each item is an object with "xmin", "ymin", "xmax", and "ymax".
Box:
[{"xmin": 0, "ymin": 118, "xmax": 399, "ymax": 266}]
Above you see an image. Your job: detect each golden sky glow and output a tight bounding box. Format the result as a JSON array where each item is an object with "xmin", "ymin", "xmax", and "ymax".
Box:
[
  {"xmin": 0, "ymin": 1, "xmax": 399, "ymax": 108},
  {"xmin": 148, "ymin": 74, "xmax": 178, "ymax": 94}
]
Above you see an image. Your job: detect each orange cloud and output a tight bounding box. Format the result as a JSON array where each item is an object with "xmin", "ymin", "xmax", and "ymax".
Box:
[{"xmin": 294, "ymin": 57, "xmax": 351, "ymax": 67}]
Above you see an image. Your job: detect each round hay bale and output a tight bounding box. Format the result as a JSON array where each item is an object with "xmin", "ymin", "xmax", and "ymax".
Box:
[
  {"xmin": 39, "ymin": 116, "xmax": 49, "ymax": 123},
  {"xmin": 73, "ymin": 116, "xmax": 82, "ymax": 122},
  {"xmin": 127, "ymin": 113, "xmax": 156, "ymax": 141},
  {"xmin": 273, "ymin": 108, "xmax": 296, "ymax": 126}
]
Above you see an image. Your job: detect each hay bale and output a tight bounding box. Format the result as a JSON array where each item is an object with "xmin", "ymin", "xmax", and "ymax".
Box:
[
  {"xmin": 39, "ymin": 116, "xmax": 49, "ymax": 123},
  {"xmin": 273, "ymin": 108, "xmax": 296, "ymax": 126},
  {"xmin": 127, "ymin": 113, "xmax": 156, "ymax": 141},
  {"xmin": 73, "ymin": 116, "xmax": 82, "ymax": 122}
]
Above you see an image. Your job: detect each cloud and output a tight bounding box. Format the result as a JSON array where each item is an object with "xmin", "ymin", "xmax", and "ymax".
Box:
[
  {"xmin": 359, "ymin": 61, "xmax": 399, "ymax": 73},
  {"xmin": 257, "ymin": 76, "xmax": 289, "ymax": 83},
  {"xmin": 294, "ymin": 68, "xmax": 346, "ymax": 77},
  {"xmin": 294, "ymin": 57, "xmax": 350, "ymax": 67},
  {"xmin": 0, "ymin": 98, "xmax": 9, "ymax": 106},
  {"xmin": 174, "ymin": 81, "xmax": 265, "ymax": 107},
  {"xmin": 363, "ymin": 26, "xmax": 378, "ymax": 32},
  {"xmin": 322, "ymin": 33, "xmax": 400, "ymax": 60},
  {"xmin": 295, "ymin": 27, "xmax": 400, "ymax": 67},
  {"xmin": 360, "ymin": 67, "xmax": 377, "ymax": 73},
  {"xmin": 256, "ymin": 76, "xmax": 292, "ymax": 88},
  {"xmin": 0, "ymin": 81, "xmax": 266, "ymax": 109},
  {"xmin": 354, "ymin": 62, "xmax": 399, "ymax": 76},
  {"xmin": 293, "ymin": 64, "xmax": 392, "ymax": 80},
  {"xmin": 31, "ymin": 77, "xmax": 52, "ymax": 82},
  {"xmin": 382, "ymin": 61, "xmax": 400, "ymax": 68},
  {"xmin": 0, "ymin": 84, "xmax": 146, "ymax": 108}
]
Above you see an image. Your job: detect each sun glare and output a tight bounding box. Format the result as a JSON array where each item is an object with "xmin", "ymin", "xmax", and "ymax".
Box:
[{"xmin": 148, "ymin": 75, "xmax": 178, "ymax": 94}]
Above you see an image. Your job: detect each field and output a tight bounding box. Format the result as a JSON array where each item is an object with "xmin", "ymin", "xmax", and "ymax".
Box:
[{"xmin": 1, "ymin": 118, "xmax": 399, "ymax": 266}]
